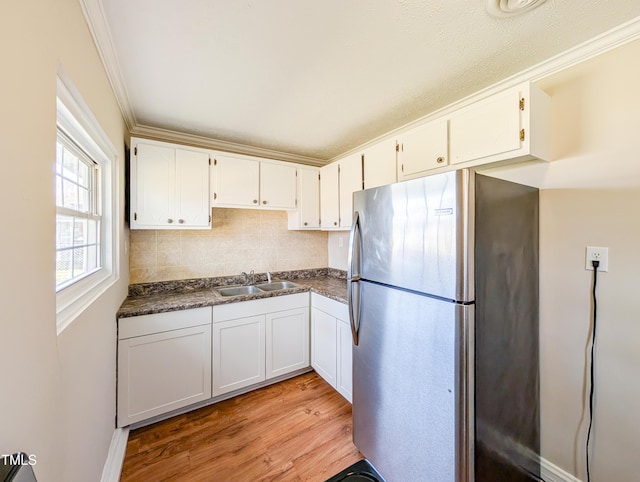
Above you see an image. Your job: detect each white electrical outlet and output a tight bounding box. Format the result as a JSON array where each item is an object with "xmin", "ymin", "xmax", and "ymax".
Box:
[{"xmin": 585, "ymin": 246, "xmax": 609, "ymax": 272}]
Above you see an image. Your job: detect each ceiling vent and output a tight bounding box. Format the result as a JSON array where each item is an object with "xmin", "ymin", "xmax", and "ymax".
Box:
[{"xmin": 486, "ymin": 0, "xmax": 548, "ymax": 17}]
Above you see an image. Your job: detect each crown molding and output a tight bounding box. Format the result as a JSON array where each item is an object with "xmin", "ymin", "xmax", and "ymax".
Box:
[
  {"xmin": 330, "ymin": 15, "xmax": 640, "ymax": 162},
  {"xmin": 80, "ymin": 1, "xmax": 638, "ymax": 166},
  {"xmin": 129, "ymin": 124, "xmax": 326, "ymax": 166},
  {"xmin": 80, "ymin": 0, "xmax": 325, "ymax": 165},
  {"xmin": 79, "ymin": 0, "xmax": 136, "ymax": 130}
]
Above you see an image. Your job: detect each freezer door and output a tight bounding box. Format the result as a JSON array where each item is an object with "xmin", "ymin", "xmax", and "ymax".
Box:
[
  {"xmin": 352, "ymin": 169, "xmax": 473, "ymax": 302},
  {"xmin": 353, "ymin": 281, "xmax": 473, "ymax": 482}
]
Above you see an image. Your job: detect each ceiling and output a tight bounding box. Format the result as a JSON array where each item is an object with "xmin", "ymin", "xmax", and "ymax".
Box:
[{"xmin": 95, "ymin": 0, "xmax": 640, "ymax": 163}]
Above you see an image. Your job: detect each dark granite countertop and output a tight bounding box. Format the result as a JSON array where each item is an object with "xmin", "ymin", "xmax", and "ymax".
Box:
[{"xmin": 117, "ymin": 268, "xmax": 347, "ymax": 318}]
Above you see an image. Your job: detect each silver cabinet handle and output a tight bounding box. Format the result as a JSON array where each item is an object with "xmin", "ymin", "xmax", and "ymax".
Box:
[
  {"xmin": 253, "ymin": 199, "xmax": 258, "ymax": 204},
  {"xmin": 347, "ymin": 211, "xmax": 362, "ymax": 346},
  {"xmin": 178, "ymin": 219, "xmax": 184, "ymax": 224},
  {"xmin": 167, "ymin": 218, "xmax": 173, "ymax": 224},
  {"xmin": 262, "ymin": 200, "xmax": 267, "ymax": 205}
]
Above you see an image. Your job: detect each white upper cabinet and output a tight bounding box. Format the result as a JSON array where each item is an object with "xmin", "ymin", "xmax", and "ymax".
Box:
[
  {"xmin": 320, "ymin": 162, "xmax": 340, "ymax": 229},
  {"xmin": 211, "ymin": 153, "xmax": 297, "ymax": 210},
  {"xmin": 338, "ymin": 154, "xmax": 363, "ymax": 229},
  {"xmin": 175, "ymin": 149, "xmax": 212, "ymax": 226},
  {"xmin": 363, "ymin": 139, "xmax": 397, "ymax": 189},
  {"xmin": 260, "ymin": 161, "xmax": 297, "ymax": 209},
  {"xmin": 449, "ymin": 82, "xmax": 551, "ymax": 166},
  {"xmin": 397, "ymin": 119, "xmax": 449, "ymax": 181},
  {"xmin": 320, "ymin": 154, "xmax": 362, "ymax": 230},
  {"xmin": 131, "ymin": 138, "xmax": 211, "ymax": 229},
  {"xmin": 288, "ymin": 166, "xmax": 320, "ymax": 230},
  {"xmin": 211, "ymin": 155, "xmax": 260, "ymax": 207}
]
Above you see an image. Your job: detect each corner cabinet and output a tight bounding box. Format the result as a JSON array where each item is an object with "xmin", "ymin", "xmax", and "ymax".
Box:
[
  {"xmin": 130, "ymin": 138, "xmax": 211, "ymax": 229},
  {"xmin": 212, "ymin": 293, "xmax": 310, "ymax": 397},
  {"xmin": 320, "ymin": 154, "xmax": 362, "ymax": 231},
  {"xmin": 311, "ymin": 293, "xmax": 352, "ymax": 402},
  {"xmin": 363, "ymin": 139, "xmax": 397, "ymax": 189},
  {"xmin": 211, "ymin": 153, "xmax": 297, "ymax": 210},
  {"xmin": 117, "ymin": 307, "xmax": 213, "ymax": 427},
  {"xmin": 288, "ymin": 166, "xmax": 320, "ymax": 230}
]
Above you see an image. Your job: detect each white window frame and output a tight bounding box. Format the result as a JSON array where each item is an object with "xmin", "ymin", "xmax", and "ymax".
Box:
[
  {"xmin": 56, "ymin": 74, "xmax": 120, "ymax": 334},
  {"xmin": 55, "ymin": 131, "xmax": 102, "ymax": 290}
]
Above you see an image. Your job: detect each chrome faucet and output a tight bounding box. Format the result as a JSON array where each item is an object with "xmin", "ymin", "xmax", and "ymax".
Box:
[
  {"xmin": 241, "ymin": 270, "xmax": 255, "ymax": 285},
  {"xmin": 267, "ymin": 271, "xmax": 272, "ymax": 283}
]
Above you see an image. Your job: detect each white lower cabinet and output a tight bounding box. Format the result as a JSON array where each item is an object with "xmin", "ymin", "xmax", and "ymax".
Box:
[
  {"xmin": 311, "ymin": 307, "xmax": 337, "ymax": 386},
  {"xmin": 116, "ymin": 292, "xmax": 349, "ymax": 426},
  {"xmin": 336, "ymin": 319, "xmax": 353, "ymax": 402},
  {"xmin": 311, "ymin": 293, "xmax": 352, "ymax": 402},
  {"xmin": 117, "ymin": 307, "xmax": 213, "ymax": 427},
  {"xmin": 266, "ymin": 307, "xmax": 310, "ymax": 379},
  {"xmin": 213, "ymin": 314, "xmax": 265, "ymax": 396},
  {"xmin": 212, "ymin": 293, "xmax": 310, "ymax": 397}
]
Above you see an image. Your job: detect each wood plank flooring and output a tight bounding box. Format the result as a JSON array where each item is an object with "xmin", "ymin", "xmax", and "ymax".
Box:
[{"xmin": 120, "ymin": 372, "xmax": 362, "ymax": 481}]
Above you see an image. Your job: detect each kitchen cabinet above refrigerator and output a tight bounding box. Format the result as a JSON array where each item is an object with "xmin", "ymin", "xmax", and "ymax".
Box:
[{"xmin": 397, "ymin": 81, "xmax": 551, "ymax": 182}]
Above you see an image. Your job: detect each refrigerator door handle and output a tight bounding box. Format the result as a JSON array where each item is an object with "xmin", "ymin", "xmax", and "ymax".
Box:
[{"xmin": 347, "ymin": 211, "xmax": 362, "ymax": 345}]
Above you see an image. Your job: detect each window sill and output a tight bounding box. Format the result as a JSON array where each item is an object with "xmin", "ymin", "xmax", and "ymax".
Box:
[{"xmin": 56, "ymin": 270, "xmax": 119, "ymax": 335}]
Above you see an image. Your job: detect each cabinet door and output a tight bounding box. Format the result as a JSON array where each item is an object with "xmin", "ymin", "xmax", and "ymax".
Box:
[
  {"xmin": 132, "ymin": 143, "xmax": 175, "ymax": 227},
  {"xmin": 363, "ymin": 139, "xmax": 397, "ymax": 189},
  {"xmin": 449, "ymin": 88, "xmax": 521, "ymax": 165},
  {"xmin": 337, "ymin": 319, "xmax": 353, "ymax": 403},
  {"xmin": 175, "ymin": 149, "xmax": 211, "ymax": 227},
  {"xmin": 260, "ymin": 162, "xmax": 297, "ymax": 209},
  {"xmin": 297, "ymin": 167, "xmax": 320, "ymax": 229},
  {"xmin": 266, "ymin": 307, "xmax": 310, "ymax": 379},
  {"xmin": 212, "ymin": 155, "xmax": 260, "ymax": 207},
  {"xmin": 398, "ymin": 119, "xmax": 448, "ymax": 180},
  {"xmin": 311, "ymin": 307, "xmax": 337, "ymax": 387},
  {"xmin": 213, "ymin": 315, "xmax": 265, "ymax": 396},
  {"xmin": 320, "ymin": 162, "xmax": 340, "ymax": 229},
  {"xmin": 117, "ymin": 324, "xmax": 212, "ymax": 427},
  {"xmin": 338, "ymin": 154, "xmax": 362, "ymax": 228}
]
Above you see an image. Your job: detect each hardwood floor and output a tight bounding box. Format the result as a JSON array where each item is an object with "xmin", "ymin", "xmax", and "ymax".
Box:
[{"xmin": 120, "ymin": 372, "xmax": 362, "ymax": 481}]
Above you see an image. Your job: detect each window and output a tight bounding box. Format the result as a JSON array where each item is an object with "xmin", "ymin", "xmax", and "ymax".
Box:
[
  {"xmin": 56, "ymin": 72, "xmax": 119, "ymax": 333},
  {"xmin": 55, "ymin": 132, "xmax": 102, "ymax": 290}
]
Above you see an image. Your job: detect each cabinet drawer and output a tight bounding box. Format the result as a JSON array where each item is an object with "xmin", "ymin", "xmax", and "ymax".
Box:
[{"xmin": 118, "ymin": 306, "xmax": 212, "ymax": 340}]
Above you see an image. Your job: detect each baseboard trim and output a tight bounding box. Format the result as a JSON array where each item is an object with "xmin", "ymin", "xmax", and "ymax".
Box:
[
  {"xmin": 541, "ymin": 457, "xmax": 582, "ymax": 482},
  {"xmin": 100, "ymin": 427, "xmax": 130, "ymax": 482}
]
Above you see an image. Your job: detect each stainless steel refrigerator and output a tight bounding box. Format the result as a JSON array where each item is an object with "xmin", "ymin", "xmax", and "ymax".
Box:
[{"xmin": 347, "ymin": 169, "xmax": 540, "ymax": 482}]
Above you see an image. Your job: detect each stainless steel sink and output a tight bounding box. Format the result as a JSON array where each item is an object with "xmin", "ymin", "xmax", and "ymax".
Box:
[
  {"xmin": 216, "ymin": 285, "xmax": 264, "ymax": 297},
  {"xmin": 255, "ymin": 281, "xmax": 300, "ymax": 291}
]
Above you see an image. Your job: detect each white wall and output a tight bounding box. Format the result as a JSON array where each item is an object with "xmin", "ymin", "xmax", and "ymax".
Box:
[
  {"xmin": 327, "ymin": 231, "xmax": 349, "ymax": 270},
  {"xmin": 0, "ymin": 1, "xmax": 128, "ymax": 481},
  {"xmin": 482, "ymin": 38, "xmax": 640, "ymax": 480}
]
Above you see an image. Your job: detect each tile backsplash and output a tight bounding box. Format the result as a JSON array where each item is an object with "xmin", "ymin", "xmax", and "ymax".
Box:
[{"xmin": 129, "ymin": 208, "xmax": 328, "ymax": 283}]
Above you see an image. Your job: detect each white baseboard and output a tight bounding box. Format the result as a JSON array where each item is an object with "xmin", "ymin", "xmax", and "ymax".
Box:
[
  {"xmin": 541, "ymin": 457, "xmax": 582, "ymax": 482},
  {"xmin": 100, "ymin": 427, "xmax": 130, "ymax": 482}
]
